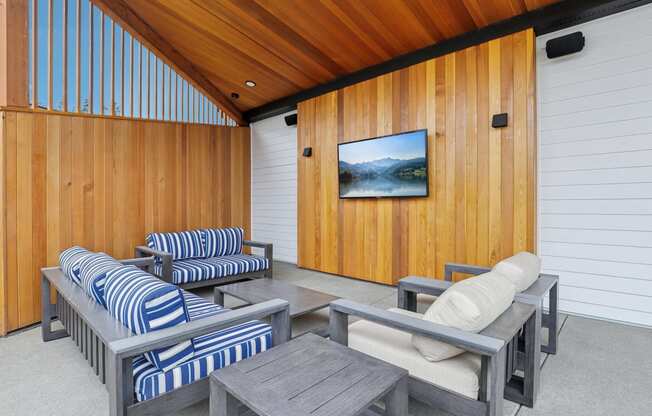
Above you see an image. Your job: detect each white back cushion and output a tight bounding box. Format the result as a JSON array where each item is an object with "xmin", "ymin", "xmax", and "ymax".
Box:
[
  {"xmin": 412, "ymin": 271, "xmax": 516, "ymax": 362},
  {"xmin": 492, "ymin": 252, "xmax": 541, "ymax": 292}
]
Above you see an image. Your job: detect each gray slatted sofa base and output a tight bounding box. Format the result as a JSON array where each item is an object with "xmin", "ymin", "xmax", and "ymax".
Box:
[
  {"xmin": 329, "ymin": 298, "xmax": 538, "ymax": 416},
  {"xmin": 135, "ymin": 240, "xmax": 274, "ymax": 291},
  {"xmin": 41, "ymin": 257, "xmax": 291, "ymax": 416}
]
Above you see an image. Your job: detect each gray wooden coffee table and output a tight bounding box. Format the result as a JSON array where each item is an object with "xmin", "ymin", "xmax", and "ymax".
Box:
[
  {"xmin": 214, "ymin": 278, "xmax": 338, "ymax": 320},
  {"xmin": 209, "ymin": 333, "xmax": 408, "ymax": 416}
]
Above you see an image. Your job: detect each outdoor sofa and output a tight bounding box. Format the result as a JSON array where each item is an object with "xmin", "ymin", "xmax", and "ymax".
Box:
[
  {"xmin": 41, "ymin": 246, "xmax": 290, "ymax": 416},
  {"xmin": 399, "ymin": 252, "xmax": 559, "ymax": 354},
  {"xmin": 135, "ymin": 227, "xmax": 273, "ymax": 290},
  {"xmin": 329, "ymin": 268, "xmax": 540, "ymax": 416}
]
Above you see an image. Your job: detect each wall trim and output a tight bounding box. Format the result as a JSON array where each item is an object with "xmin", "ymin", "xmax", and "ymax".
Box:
[{"xmin": 244, "ymin": 0, "xmax": 652, "ymax": 123}]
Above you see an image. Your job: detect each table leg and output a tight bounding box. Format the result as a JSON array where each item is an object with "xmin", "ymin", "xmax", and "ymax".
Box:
[
  {"xmin": 214, "ymin": 288, "xmax": 225, "ymax": 307},
  {"xmin": 210, "ymin": 384, "xmax": 239, "ymax": 416},
  {"xmin": 385, "ymin": 376, "xmax": 408, "ymax": 416}
]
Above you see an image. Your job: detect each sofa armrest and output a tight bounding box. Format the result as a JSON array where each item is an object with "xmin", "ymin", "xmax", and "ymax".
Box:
[
  {"xmin": 243, "ymin": 240, "xmax": 273, "ymax": 278},
  {"xmin": 329, "ymin": 299, "xmax": 504, "ymax": 356},
  {"xmin": 444, "ymin": 262, "xmax": 491, "ymax": 281},
  {"xmin": 120, "ymin": 256, "xmax": 156, "ymax": 274},
  {"xmin": 108, "ymin": 299, "xmax": 290, "ymax": 360},
  {"xmin": 397, "ymin": 276, "xmax": 453, "ymax": 311},
  {"xmin": 134, "ymin": 245, "xmax": 173, "ymax": 283}
]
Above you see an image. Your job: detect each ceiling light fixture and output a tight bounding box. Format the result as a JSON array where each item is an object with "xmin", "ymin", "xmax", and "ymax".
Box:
[{"xmin": 244, "ymin": 80, "xmax": 256, "ymax": 87}]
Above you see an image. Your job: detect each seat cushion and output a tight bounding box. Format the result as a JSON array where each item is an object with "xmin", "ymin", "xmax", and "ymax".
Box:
[
  {"xmin": 413, "ymin": 271, "xmax": 515, "ymax": 362},
  {"xmin": 160, "ymin": 254, "xmax": 269, "ymax": 285},
  {"xmin": 348, "ymin": 308, "xmax": 481, "ymax": 399},
  {"xmin": 59, "ymin": 246, "xmax": 93, "ymax": 285},
  {"xmin": 78, "ymin": 252, "xmax": 123, "ymax": 308},
  {"xmin": 202, "ymin": 227, "xmax": 244, "ymax": 257},
  {"xmin": 492, "ymin": 252, "xmax": 541, "ymax": 292},
  {"xmin": 105, "ymin": 266, "xmax": 195, "ymax": 372},
  {"xmin": 132, "ymin": 295, "xmax": 272, "ymax": 402},
  {"xmin": 146, "ymin": 230, "xmax": 205, "ymax": 261}
]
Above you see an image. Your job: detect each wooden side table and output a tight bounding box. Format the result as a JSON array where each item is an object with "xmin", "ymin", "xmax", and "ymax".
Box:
[{"xmin": 209, "ymin": 333, "xmax": 408, "ymax": 416}]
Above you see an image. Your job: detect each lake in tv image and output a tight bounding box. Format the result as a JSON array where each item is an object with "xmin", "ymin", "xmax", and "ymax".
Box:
[{"xmin": 338, "ymin": 130, "xmax": 428, "ymax": 198}]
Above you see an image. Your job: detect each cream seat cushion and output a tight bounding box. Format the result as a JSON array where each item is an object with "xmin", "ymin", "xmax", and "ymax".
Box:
[
  {"xmin": 348, "ymin": 308, "xmax": 482, "ymax": 399},
  {"xmin": 492, "ymin": 252, "xmax": 542, "ymax": 292},
  {"xmin": 413, "ymin": 271, "xmax": 515, "ymax": 362}
]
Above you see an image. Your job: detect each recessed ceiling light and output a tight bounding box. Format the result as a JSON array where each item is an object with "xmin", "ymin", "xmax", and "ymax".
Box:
[{"xmin": 244, "ymin": 80, "xmax": 256, "ymax": 87}]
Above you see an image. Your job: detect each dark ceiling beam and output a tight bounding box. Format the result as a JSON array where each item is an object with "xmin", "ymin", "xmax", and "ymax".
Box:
[
  {"xmin": 244, "ymin": 0, "xmax": 652, "ymax": 123},
  {"xmin": 96, "ymin": 0, "xmax": 246, "ymax": 125}
]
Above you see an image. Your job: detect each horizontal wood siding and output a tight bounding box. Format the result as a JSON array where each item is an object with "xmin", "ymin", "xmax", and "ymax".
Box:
[
  {"xmin": 537, "ymin": 5, "xmax": 652, "ymax": 327},
  {"xmin": 250, "ymin": 112, "xmax": 297, "ymax": 263},
  {"xmin": 1, "ymin": 110, "xmax": 250, "ymax": 333},
  {"xmin": 297, "ymin": 29, "xmax": 537, "ymax": 285}
]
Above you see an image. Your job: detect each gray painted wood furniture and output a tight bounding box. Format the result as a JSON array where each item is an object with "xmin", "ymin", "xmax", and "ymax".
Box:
[
  {"xmin": 213, "ymin": 278, "xmax": 339, "ymax": 318},
  {"xmin": 41, "ymin": 257, "xmax": 291, "ymax": 416},
  {"xmin": 209, "ymin": 333, "xmax": 409, "ymax": 416},
  {"xmin": 135, "ymin": 239, "xmax": 273, "ymax": 290},
  {"xmin": 398, "ymin": 263, "xmax": 559, "ymax": 355},
  {"xmin": 329, "ymin": 296, "xmax": 539, "ymax": 416}
]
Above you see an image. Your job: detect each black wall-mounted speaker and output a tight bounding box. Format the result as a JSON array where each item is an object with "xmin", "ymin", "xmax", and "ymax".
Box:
[
  {"xmin": 285, "ymin": 113, "xmax": 298, "ymax": 126},
  {"xmin": 492, "ymin": 113, "xmax": 508, "ymax": 128},
  {"xmin": 302, "ymin": 147, "xmax": 312, "ymax": 157},
  {"xmin": 546, "ymin": 31, "xmax": 585, "ymax": 59}
]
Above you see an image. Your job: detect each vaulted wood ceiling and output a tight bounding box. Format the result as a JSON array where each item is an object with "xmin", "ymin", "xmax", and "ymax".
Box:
[{"xmin": 121, "ymin": 0, "xmax": 561, "ymax": 114}]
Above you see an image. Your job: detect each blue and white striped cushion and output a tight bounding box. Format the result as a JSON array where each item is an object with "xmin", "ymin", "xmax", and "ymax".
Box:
[
  {"xmin": 105, "ymin": 266, "xmax": 195, "ymax": 371},
  {"xmin": 155, "ymin": 254, "xmax": 269, "ymax": 285},
  {"xmin": 78, "ymin": 252, "xmax": 123, "ymax": 308},
  {"xmin": 182, "ymin": 291, "xmax": 229, "ymax": 321},
  {"xmin": 146, "ymin": 230, "xmax": 205, "ymax": 261},
  {"xmin": 202, "ymin": 227, "xmax": 244, "ymax": 258},
  {"xmin": 59, "ymin": 246, "xmax": 93, "ymax": 285},
  {"xmin": 133, "ymin": 319, "xmax": 272, "ymax": 402}
]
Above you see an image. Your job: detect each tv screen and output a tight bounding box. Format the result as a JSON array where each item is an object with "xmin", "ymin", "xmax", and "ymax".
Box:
[{"xmin": 338, "ymin": 129, "xmax": 428, "ymax": 198}]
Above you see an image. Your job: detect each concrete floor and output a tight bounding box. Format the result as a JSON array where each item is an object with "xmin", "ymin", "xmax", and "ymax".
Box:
[{"xmin": 1, "ymin": 261, "xmax": 650, "ymax": 416}]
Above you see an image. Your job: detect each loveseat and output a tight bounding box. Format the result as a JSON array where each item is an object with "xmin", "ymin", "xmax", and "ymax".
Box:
[
  {"xmin": 41, "ymin": 246, "xmax": 290, "ymax": 416},
  {"xmin": 135, "ymin": 227, "xmax": 273, "ymax": 290}
]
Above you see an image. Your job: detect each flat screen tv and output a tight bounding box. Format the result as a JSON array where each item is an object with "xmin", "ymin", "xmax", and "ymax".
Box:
[{"xmin": 338, "ymin": 129, "xmax": 428, "ymax": 199}]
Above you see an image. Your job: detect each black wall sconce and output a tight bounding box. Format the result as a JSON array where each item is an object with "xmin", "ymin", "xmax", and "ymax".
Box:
[
  {"xmin": 302, "ymin": 147, "xmax": 312, "ymax": 157},
  {"xmin": 492, "ymin": 113, "xmax": 508, "ymax": 128}
]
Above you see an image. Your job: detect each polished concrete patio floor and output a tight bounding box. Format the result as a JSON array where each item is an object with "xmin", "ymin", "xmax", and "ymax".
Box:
[{"xmin": 1, "ymin": 261, "xmax": 650, "ymax": 416}]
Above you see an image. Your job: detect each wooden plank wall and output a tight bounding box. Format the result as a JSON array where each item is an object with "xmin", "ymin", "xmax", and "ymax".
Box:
[
  {"xmin": 297, "ymin": 29, "xmax": 536, "ymax": 285},
  {"xmin": 0, "ymin": 110, "xmax": 250, "ymax": 333}
]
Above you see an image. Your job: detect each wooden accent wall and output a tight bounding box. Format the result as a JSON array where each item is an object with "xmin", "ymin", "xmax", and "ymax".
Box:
[
  {"xmin": 0, "ymin": 110, "xmax": 250, "ymax": 333},
  {"xmin": 297, "ymin": 29, "xmax": 536, "ymax": 285}
]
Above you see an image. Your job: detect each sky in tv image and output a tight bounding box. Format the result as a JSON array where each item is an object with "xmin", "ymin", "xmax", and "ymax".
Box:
[{"xmin": 339, "ymin": 131, "xmax": 428, "ymax": 198}]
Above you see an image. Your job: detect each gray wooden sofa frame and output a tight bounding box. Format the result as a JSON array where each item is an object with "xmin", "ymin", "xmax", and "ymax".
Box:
[
  {"xmin": 41, "ymin": 256, "xmax": 291, "ymax": 416},
  {"xmin": 135, "ymin": 240, "xmax": 273, "ymax": 291},
  {"xmin": 329, "ymin": 296, "xmax": 539, "ymax": 416},
  {"xmin": 439, "ymin": 263, "xmax": 559, "ymax": 355}
]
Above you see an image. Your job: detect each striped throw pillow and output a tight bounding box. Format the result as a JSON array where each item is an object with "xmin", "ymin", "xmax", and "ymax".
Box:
[
  {"xmin": 202, "ymin": 227, "xmax": 244, "ymax": 258},
  {"xmin": 105, "ymin": 266, "xmax": 195, "ymax": 371},
  {"xmin": 79, "ymin": 252, "xmax": 123, "ymax": 308},
  {"xmin": 59, "ymin": 246, "xmax": 93, "ymax": 285},
  {"xmin": 146, "ymin": 230, "xmax": 205, "ymax": 261}
]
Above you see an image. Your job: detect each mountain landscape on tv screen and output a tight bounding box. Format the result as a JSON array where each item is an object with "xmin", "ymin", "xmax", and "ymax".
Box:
[{"xmin": 339, "ymin": 156, "xmax": 427, "ymax": 197}]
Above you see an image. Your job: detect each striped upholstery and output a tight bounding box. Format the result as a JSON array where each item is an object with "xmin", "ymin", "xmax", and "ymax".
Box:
[
  {"xmin": 133, "ymin": 291, "xmax": 272, "ymax": 402},
  {"xmin": 59, "ymin": 246, "xmax": 93, "ymax": 285},
  {"xmin": 155, "ymin": 254, "xmax": 269, "ymax": 285},
  {"xmin": 79, "ymin": 252, "xmax": 123, "ymax": 308},
  {"xmin": 182, "ymin": 291, "xmax": 229, "ymax": 321},
  {"xmin": 202, "ymin": 227, "xmax": 244, "ymax": 257},
  {"xmin": 105, "ymin": 266, "xmax": 195, "ymax": 372},
  {"xmin": 146, "ymin": 230, "xmax": 205, "ymax": 261}
]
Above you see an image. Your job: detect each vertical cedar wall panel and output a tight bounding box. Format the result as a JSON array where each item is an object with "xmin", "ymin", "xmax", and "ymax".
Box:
[
  {"xmin": 297, "ymin": 30, "xmax": 537, "ymax": 285},
  {"xmin": 2, "ymin": 111, "xmax": 250, "ymax": 332}
]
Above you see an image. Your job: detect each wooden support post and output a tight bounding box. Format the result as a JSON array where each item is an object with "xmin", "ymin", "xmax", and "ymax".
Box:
[{"xmin": 0, "ymin": 0, "xmax": 29, "ymax": 108}]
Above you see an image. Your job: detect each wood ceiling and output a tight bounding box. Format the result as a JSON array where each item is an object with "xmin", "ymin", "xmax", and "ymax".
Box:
[{"xmin": 120, "ymin": 0, "xmax": 561, "ymax": 116}]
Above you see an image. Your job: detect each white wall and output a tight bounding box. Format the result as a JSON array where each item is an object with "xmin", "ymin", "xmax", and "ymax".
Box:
[
  {"xmin": 537, "ymin": 5, "xmax": 652, "ymax": 327},
  {"xmin": 250, "ymin": 111, "xmax": 298, "ymax": 263}
]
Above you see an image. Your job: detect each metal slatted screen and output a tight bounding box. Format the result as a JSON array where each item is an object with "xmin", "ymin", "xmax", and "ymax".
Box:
[{"xmin": 28, "ymin": 0, "xmax": 238, "ymax": 126}]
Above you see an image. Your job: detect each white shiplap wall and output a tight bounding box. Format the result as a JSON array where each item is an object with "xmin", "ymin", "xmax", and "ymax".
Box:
[
  {"xmin": 537, "ymin": 5, "xmax": 652, "ymax": 327},
  {"xmin": 250, "ymin": 112, "xmax": 298, "ymax": 263}
]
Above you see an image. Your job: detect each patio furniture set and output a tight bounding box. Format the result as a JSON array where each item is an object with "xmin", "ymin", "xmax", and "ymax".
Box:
[{"xmin": 41, "ymin": 226, "xmax": 558, "ymax": 416}]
